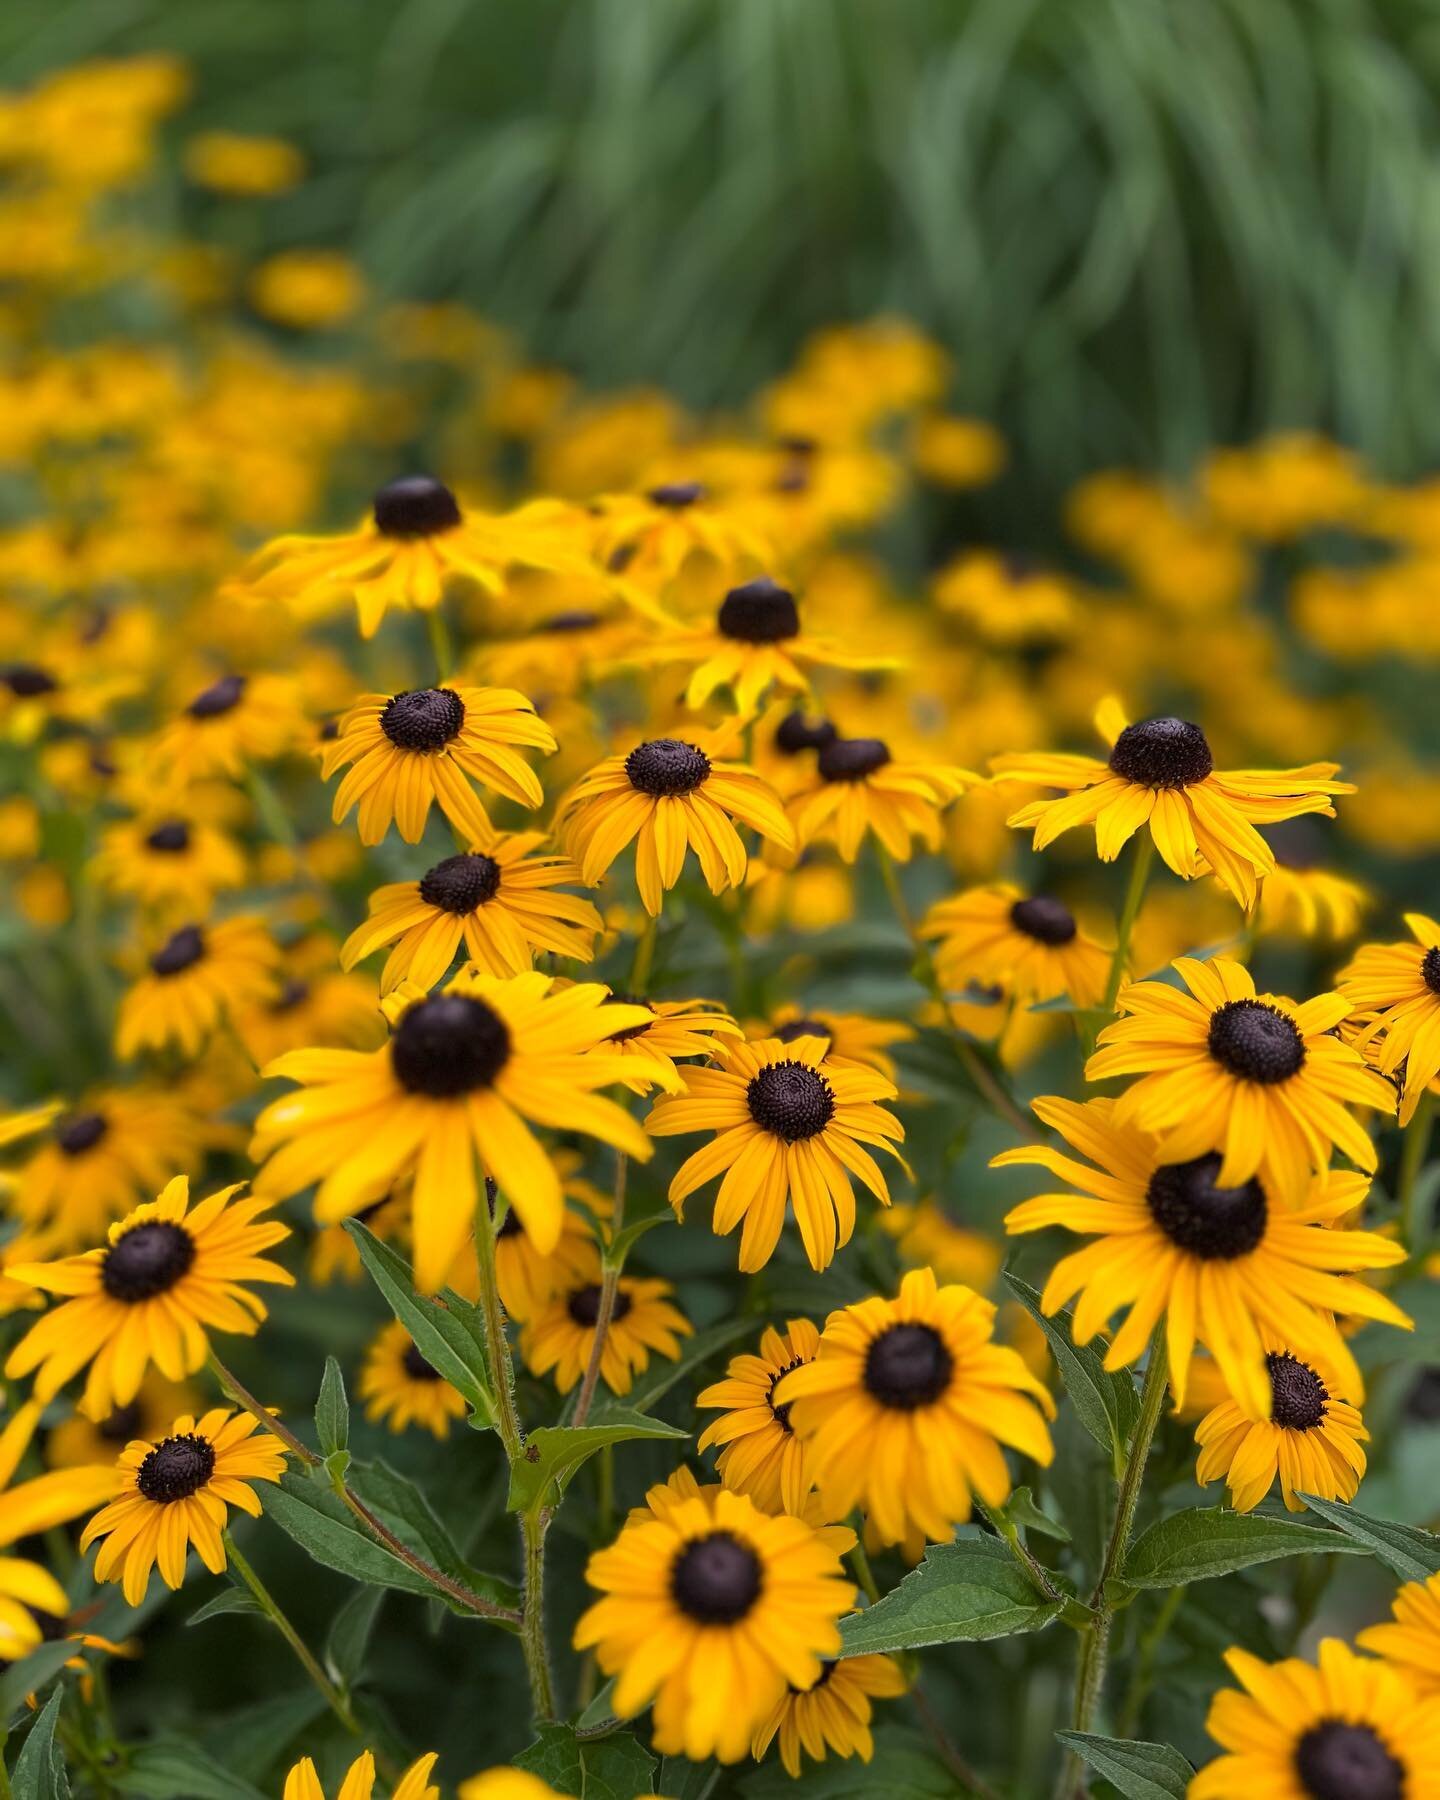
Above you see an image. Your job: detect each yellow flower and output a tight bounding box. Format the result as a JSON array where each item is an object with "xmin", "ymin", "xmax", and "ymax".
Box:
[
  {"xmin": 0, "ymin": 1461, "xmax": 127, "ymax": 1660},
  {"xmin": 746, "ymin": 1004, "xmax": 913, "ymax": 1084},
  {"xmin": 520, "ymin": 1244, "xmax": 691, "ymax": 1396},
  {"xmin": 775, "ymin": 1267, "xmax": 1055, "ymax": 1548},
  {"xmin": 80, "ymin": 1407, "xmax": 287, "ymax": 1604},
  {"xmin": 921, "ymin": 884, "xmax": 1112, "ymax": 1011},
  {"xmin": 1088, "ymin": 957, "xmax": 1393, "ymax": 1196},
  {"xmin": 283, "ymin": 1751, "xmax": 439, "ymax": 1800},
  {"xmin": 90, "ymin": 812, "xmax": 247, "ymax": 917},
  {"xmin": 752, "ymin": 1651, "xmax": 907, "ymax": 1778},
  {"xmin": 46, "ymin": 1371, "xmax": 201, "ymax": 1470},
  {"xmin": 992, "ymin": 697, "xmax": 1354, "ymax": 909},
  {"xmin": 601, "ymin": 995, "xmax": 741, "ymax": 1092},
  {"xmin": 116, "ymin": 917, "xmax": 281, "ymax": 1061},
  {"xmin": 182, "ymin": 131, "xmax": 304, "ymax": 195},
  {"xmin": 588, "ymin": 481, "xmax": 771, "ymax": 601},
  {"xmin": 322, "ymin": 684, "xmax": 555, "ymax": 846},
  {"xmin": 358, "ymin": 1322, "xmax": 467, "ymax": 1439},
  {"xmin": 697, "ymin": 1319, "xmax": 821, "ymax": 1515},
  {"xmin": 1338, "ymin": 913, "xmax": 1440, "ymax": 1124},
  {"xmin": 144, "ymin": 671, "xmax": 303, "ymax": 788},
  {"xmin": 458, "ymin": 1773, "xmax": 559, "ymax": 1800},
  {"xmin": 784, "ymin": 736, "xmax": 976, "ymax": 862},
  {"xmin": 1358, "ymin": 1572, "xmax": 1440, "ymax": 1697},
  {"xmin": 647, "ymin": 1034, "xmax": 906, "ymax": 1272},
  {"xmin": 248, "ymin": 250, "xmax": 365, "ymax": 330},
  {"xmin": 910, "ymin": 413, "xmax": 1006, "ymax": 489},
  {"xmin": 931, "ymin": 551, "xmax": 1075, "ymax": 648}
]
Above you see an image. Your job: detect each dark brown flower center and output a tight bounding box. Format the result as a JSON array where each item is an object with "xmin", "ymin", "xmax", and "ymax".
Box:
[
  {"xmin": 1267, "ymin": 1351, "xmax": 1328, "ymax": 1431},
  {"xmin": 97, "ymin": 1401, "xmax": 142, "ymax": 1443},
  {"xmin": 1422, "ymin": 946, "xmax": 1440, "ymax": 999},
  {"xmin": 670, "ymin": 1530, "xmax": 763, "ymax": 1624},
  {"xmin": 1146, "ymin": 1154, "xmax": 1267, "ymax": 1259},
  {"xmin": 55, "ymin": 1111, "xmax": 108, "ymax": 1156},
  {"xmin": 774, "ymin": 1017, "xmax": 832, "ymax": 1047},
  {"xmin": 647, "ymin": 481, "xmax": 705, "ymax": 509},
  {"xmin": 390, "ymin": 994, "xmax": 510, "ymax": 1098},
  {"xmin": 144, "ymin": 820, "xmax": 191, "ymax": 854},
  {"xmin": 625, "ymin": 738, "xmax": 710, "ymax": 797},
  {"xmin": 137, "ymin": 1432, "xmax": 215, "ymax": 1503},
  {"xmin": 372, "ymin": 475, "xmax": 462, "ymax": 539},
  {"xmin": 766, "ymin": 1356, "xmax": 808, "ymax": 1435},
  {"xmin": 380, "ymin": 687, "xmax": 465, "ymax": 752},
  {"xmin": 1294, "ymin": 1722, "xmax": 1403, "ymax": 1800},
  {"xmin": 606, "ymin": 993, "xmax": 656, "ymax": 1044},
  {"xmin": 863, "ymin": 1323, "xmax": 954, "ymax": 1410},
  {"xmin": 402, "ymin": 1341, "xmax": 442, "ymax": 1381},
  {"xmin": 1207, "ymin": 998, "xmax": 1306, "ymax": 1084},
  {"xmin": 717, "ymin": 577, "xmax": 800, "ymax": 644},
  {"xmin": 1010, "ymin": 896, "xmax": 1077, "ymax": 945},
  {"xmin": 818, "ymin": 737, "xmax": 890, "ymax": 782},
  {"xmin": 271, "ymin": 978, "xmax": 310, "ymax": 1013},
  {"xmin": 542, "ymin": 610, "xmax": 602, "ymax": 633},
  {"xmin": 746, "ymin": 1061, "xmax": 834, "ymax": 1141},
  {"xmin": 566, "ymin": 1284, "xmax": 633, "ymax": 1328},
  {"xmin": 486, "ymin": 1177, "xmax": 525, "ymax": 1239},
  {"xmin": 187, "ymin": 674, "xmax": 246, "ymax": 719},
  {"xmin": 102, "ymin": 1221, "xmax": 197, "ymax": 1302},
  {"xmin": 774, "ymin": 711, "xmax": 837, "ymax": 755},
  {"xmin": 4, "ymin": 664, "xmax": 58, "ymax": 697},
  {"xmin": 420, "ymin": 852, "xmax": 502, "ymax": 914},
  {"xmin": 1107, "ymin": 716, "xmax": 1213, "ymax": 789},
  {"xmin": 150, "ymin": 925, "xmax": 205, "ymax": 977}
]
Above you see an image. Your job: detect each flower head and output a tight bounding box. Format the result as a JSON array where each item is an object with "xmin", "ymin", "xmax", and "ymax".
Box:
[
  {"xmin": 283, "ymin": 1751, "xmax": 439, "ymax": 1800},
  {"xmin": 1194, "ymin": 1341, "xmax": 1367, "ymax": 1513},
  {"xmin": 359, "ymin": 1322, "xmax": 467, "ymax": 1439},
  {"xmin": 1338, "ymin": 913, "xmax": 1440, "ymax": 1124},
  {"xmin": 784, "ymin": 733, "xmax": 976, "ymax": 863},
  {"xmin": 751, "ymin": 1651, "xmax": 907, "ymax": 1779},
  {"xmin": 922, "ymin": 883, "xmax": 1113, "ymax": 1010},
  {"xmin": 519, "ymin": 1244, "xmax": 691, "ymax": 1396},
  {"xmin": 116, "ymin": 916, "xmax": 281, "ymax": 1061},
  {"xmin": 697, "ymin": 1319, "xmax": 821, "ymax": 1515}
]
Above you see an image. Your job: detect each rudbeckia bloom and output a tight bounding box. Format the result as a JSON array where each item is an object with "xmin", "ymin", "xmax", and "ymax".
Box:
[
  {"xmin": 1190, "ymin": 1639, "xmax": 1440, "ymax": 1800},
  {"xmin": 1088, "ymin": 957, "xmax": 1393, "ymax": 1197},
  {"xmin": 555, "ymin": 735, "xmax": 793, "ymax": 915},
  {"xmin": 80, "ymin": 1407, "xmax": 287, "ymax": 1604},
  {"xmin": 751, "ymin": 1651, "xmax": 907, "ymax": 1779},
  {"xmin": 774, "ymin": 1268, "xmax": 1054, "ymax": 1548},
  {"xmin": 145, "ymin": 671, "xmax": 302, "ymax": 787},
  {"xmin": 997, "ymin": 1096, "xmax": 1409, "ymax": 1416},
  {"xmin": 601, "ymin": 994, "xmax": 742, "ymax": 1091},
  {"xmin": 519, "ymin": 1246, "xmax": 691, "ymax": 1396},
  {"xmin": 5, "ymin": 1177, "xmax": 293, "ymax": 1416},
  {"xmin": 284, "ymin": 1750, "xmax": 439, "ymax": 1800},
  {"xmin": 0, "ymin": 1461, "xmax": 126, "ymax": 1660},
  {"xmin": 1255, "ymin": 821, "xmax": 1370, "ymax": 941},
  {"xmin": 697, "ymin": 1318, "xmax": 822, "ymax": 1515},
  {"xmin": 322, "ymin": 684, "xmax": 555, "ymax": 847},
  {"xmin": 921, "ymin": 884, "xmax": 1112, "ymax": 1011},
  {"xmin": 115, "ymin": 917, "xmax": 281, "ymax": 1061},
  {"xmin": 589, "ymin": 480, "xmax": 771, "ymax": 598},
  {"xmin": 784, "ymin": 735, "xmax": 976, "ymax": 862},
  {"xmin": 359, "ymin": 1322, "xmax": 467, "ymax": 1438},
  {"xmin": 243, "ymin": 472, "xmax": 594, "ymax": 638},
  {"xmin": 573, "ymin": 1480, "xmax": 854, "ymax": 1763},
  {"xmin": 458, "ymin": 1773, "xmax": 558, "ymax": 1800},
  {"xmin": 0, "ymin": 1086, "xmax": 203, "ymax": 1248},
  {"xmin": 231, "ymin": 955, "xmax": 383, "ymax": 1067},
  {"xmin": 931, "ymin": 550, "xmax": 1076, "ymax": 648},
  {"xmin": 485, "ymin": 1166, "xmax": 606, "ymax": 1323},
  {"xmin": 91, "ymin": 813, "xmax": 246, "ymax": 917},
  {"xmin": 639, "ymin": 575, "xmax": 896, "ymax": 718},
  {"xmin": 46, "ymin": 1371, "xmax": 200, "ymax": 1471},
  {"xmin": 1194, "ymin": 1342, "xmax": 1367, "ymax": 1513},
  {"xmin": 1358, "ymin": 1572, "xmax": 1440, "ymax": 1696},
  {"xmin": 251, "ymin": 969, "xmax": 657, "ymax": 1291},
  {"xmin": 747, "ymin": 1005, "xmax": 913, "ymax": 1083},
  {"xmin": 1337, "ymin": 914, "xmax": 1440, "ymax": 1123},
  {"xmin": 991, "ymin": 698, "xmax": 1354, "ymax": 911},
  {"xmin": 646, "ymin": 1034, "xmax": 906, "ymax": 1272},
  {"xmin": 340, "ymin": 832, "xmax": 601, "ymax": 990}
]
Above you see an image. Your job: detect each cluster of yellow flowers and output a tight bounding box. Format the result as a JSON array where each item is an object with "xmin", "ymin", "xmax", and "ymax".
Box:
[{"xmin": 8, "ymin": 49, "xmax": 1440, "ymax": 1800}]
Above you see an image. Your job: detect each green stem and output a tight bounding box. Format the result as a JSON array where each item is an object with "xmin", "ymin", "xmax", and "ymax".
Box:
[
  {"xmin": 977, "ymin": 1497, "xmax": 1066, "ymax": 1606},
  {"xmin": 848, "ymin": 1536, "xmax": 881, "ymax": 1606},
  {"xmin": 1086, "ymin": 835, "xmax": 1155, "ymax": 1055},
  {"xmin": 572, "ymin": 1150, "xmax": 628, "ymax": 1428},
  {"xmin": 520, "ymin": 1505, "xmax": 556, "ymax": 1722},
  {"xmin": 426, "ymin": 604, "xmax": 454, "ymax": 682},
  {"xmin": 1060, "ymin": 1331, "xmax": 1169, "ymax": 1799},
  {"xmin": 628, "ymin": 915, "xmax": 657, "ymax": 994},
  {"xmin": 1115, "ymin": 1583, "xmax": 1185, "ymax": 1739},
  {"xmin": 1398, "ymin": 1090, "xmax": 1435, "ymax": 1255}
]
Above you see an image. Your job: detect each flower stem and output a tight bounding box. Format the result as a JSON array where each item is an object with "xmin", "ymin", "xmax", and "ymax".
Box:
[
  {"xmin": 1059, "ymin": 1329, "xmax": 1169, "ymax": 1799},
  {"xmin": 572, "ymin": 1149, "xmax": 628, "ymax": 1428},
  {"xmin": 520, "ymin": 1504, "xmax": 556, "ymax": 1722},
  {"xmin": 628, "ymin": 915, "xmax": 658, "ymax": 993},
  {"xmin": 426, "ymin": 604, "xmax": 454, "ymax": 682},
  {"xmin": 1398, "ymin": 1090, "xmax": 1435, "ymax": 1255},
  {"xmin": 848, "ymin": 1536, "xmax": 881, "ymax": 1605},
  {"xmin": 1089, "ymin": 834, "xmax": 1154, "ymax": 1049}
]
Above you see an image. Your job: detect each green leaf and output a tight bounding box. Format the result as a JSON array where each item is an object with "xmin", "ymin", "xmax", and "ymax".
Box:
[
  {"xmin": 743, "ymin": 1726, "xmax": 956, "ymax": 1797},
  {"xmin": 11, "ymin": 1684, "xmax": 69, "ymax": 1800},
  {"xmin": 576, "ymin": 1677, "xmax": 619, "ymax": 1736},
  {"xmin": 602, "ymin": 1209, "xmax": 671, "ymax": 1269},
  {"xmin": 1003, "ymin": 1273, "xmax": 1138, "ymax": 1466},
  {"xmin": 515, "ymin": 1724, "xmax": 656, "ymax": 1800},
  {"xmin": 1298, "ymin": 1496, "xmax": 1440, "ymax": 1583},
  {"xmin": 114, "ymin": 1738, "xmax": 267, "ymax": 1799},
  {"xmin": 0, "ymin": 1642, "xmax": 79, "ymax": 1723},
  {"xmin": 838, "ymin": 1538, "xmax": 1064, "ymax": 1656},
  {"xmin": 1001, "ymin": 1485, "xmax": 1071, "ymax": 1543},
  {"xmin": 187, "ymin": 1586, "xmax": 263, "ymax": 1627},
  {"xmin": 345, "ymin": 1222, "xmax": 496, "ymax": 1424},
  {"xmin": 349, "ymin": 1461, "xmax": 520, "ymax": 1617},
  {"xmin": 315, "ymin": 1356, "xmax": 349, "ymax": 1459},
  {"xmin": 608, "ymin": 1317, "xmax": 756, "ymax": 1417},
  {"xmin": 1056, "ymin": 1732, "xmax": 1193, "ymax": 1800},
  {"xmin": 508, "ymin": 1411, "xmax": 688, "ymax": 1513},
  {"xmin": 325, "ymin": 1586, "xmax": 384, "ymax": 1688},
  {"xmin": 1121, "ymin": 1508, "xmax": 1366, "ymax": 1589}
]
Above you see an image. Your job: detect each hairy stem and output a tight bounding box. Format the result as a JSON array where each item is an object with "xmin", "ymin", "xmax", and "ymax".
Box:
[{"xmin": 520, "ymin": 1506, "xmax": 556, "ymax": 1722}]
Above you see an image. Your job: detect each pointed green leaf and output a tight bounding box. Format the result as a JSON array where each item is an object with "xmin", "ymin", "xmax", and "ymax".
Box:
[
  {"xmin": 1055, "ymin": 1732, "xmax": 1193, "ymax": 1800},
  {"xmin": 113, "ymin": 1737, "xmax": 267, "ymax": 1799},
  {"xmin": 11, "ymin": 1683, "xmax": 68, "ymax": 1800},
  {"xmin": 348, "ymin": 1460, "xmax": 520, "ymax": 1617},
  {"xmin": 0, "ymin": 1642, "xmax": 79, "ymax": 1723},
  {"xmin": 602, "ymin": 1209, "xmax": 672, "ymax": 1269},
  {"xmin": 1120, "ymin": 1507, "xmax": 1365, "ymax": 1589},
  {"xmin": 187, "ymin": 1586, "xmax": 263, "ymax": 1627},
  {"xmin": 838, "ymin": 1538, "xmax": 1064, "ymax": 1656},
  {"xmin": 1298, "ymin": 1496, "xmax": 1440, "ymax": 1583},
  {"xmin": 315, "ymin": 1356, "xmax": 349, "ymax": 1459},
  {"xmin": 1000, "ymin": 1485, "xmax": 1070, "ymax": 1543},
  {"xmin": 1003, "ymin": 1273, "xmax": 1138, "ymax": 1465},
  {"xmin": 515, "ymin": 1724, "xmax": 656, "ymax": 1800},
  {"xmin": 507, "ymin": 1411, "xmax": 688, "ymax": 1513},
  {"xmin": 576, "ymin": 1677, "xmax": 619, "ymax": 1736},
  {"xmin": 325, "ymin": 1586, "xmax": 384, "ymax": 1689}
]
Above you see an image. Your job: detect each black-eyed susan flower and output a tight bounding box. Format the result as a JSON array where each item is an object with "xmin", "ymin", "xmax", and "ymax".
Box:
[
  {"xmin": 322, "ymin": 684, "xmax": 556, "ymax": 847},
  {"xmin": 573, "ymin": 1479, "xmax": 854, "ymax": 1763},
  {"xmin": 80, "ymin": 1407, "xmax": 287, "ymax": 1604},
  {"xmin": 931, "ymin": 550, "xmax": 1076, "ymax": 648},
  {"xmin": 244, "ymin": 472, "xmax": 594, "ymax": 637},
  {"xmin": 251, "ymin": 969, "xmax": 657, "ymax": 1291},
  {"xmin": 91, "ymin": 812, "xmax": 246, "ymax": 916},
  {"xmin": 589, "ymin": 481, "xmax": 771, "ymax": 599},
  {"xmin": 646, "ymin": 1035, "xmax": 906, "ymax": 1272},
  {"xmin": 145, "ymin": 671, "xmax": 302, "ymax": 787},
  {"xmin": 340, "ymin": 832, "xmax": 601, "ymax": 991},
  {"xmin": 696, "ymin": 1319, "xmax": 821, "ymax": 1515},
  {"xmin": 624, "ymin": 1464, "xmax": 857, "ymax": 1558},
  {"xmin": 555, "ymin": 734, "xmax": 793, "ymax": 915},
  {"xmin": 1088, "ymin": 957, "xmax": 1393, "ymax": 1197},
  {"xmin": 639, "ymin": 575, "xmax": 896, "ymax": 718},
  {"xmin": 991, "ymin": 697, "xmax": 1354, "ymax": 910},
  {"xmin": 1254, "ymin": 821, "xmax": 1370, "ymax": 941},
  {"xmin": 998, "ymin": 1096, "xmax": 1409, "ymax": 1417},
  {"xmin": 520, "ymin": 1243, "xmax": 691, "ymax": 1395},
  {"xmin": 457, "ymin": 1771, "xmax": 557, "ymax": 1800},
  {"xmin": 5, "ymin": 1177, "xmax": 293, "ymax": 1416},
  {"xmin": 877, "ymin": 1200, "xmax": 1003, "ymax": 1292},
  {"xmin": 785, "ymin": 735, "xmax": 976, "ymax": 862},
  {"xmin": 1190, "ymin": 1639, "xmax": 1440, "ymax": 1800},
  {"xmin": 602, "ymin": 994, "xmax": 741, "ymax": 1091},
  {"xmin": 486, "ymin": 1166, "xmax": 607, "ymax": 1323},
  {"xmin": 747, "ymin": 1004, "xmax": 913, "ymax": 1084},
  {"xmin": 46, "ymin": 1371, "xmax": 200, "ymax": 1470},
  {"xmin": 358, "ymin": 1322, "xmax": 466, "ymax": 1438},
  {"xmin": 774, "ymin": 1268, "xmax": 1055, "ymax": 1549},
  {"xmin": 751, "ymin": 1650, "xmax": 907, "ymax": 1779},
  {"xmin": 283, "ymin": 1749, "xmax": 439, "ymax": 1800},
  {"xmin": 0, "ymin": 1085, "xmax": 203, "ymax": 1248},
  {"xmin": 1194, "ymin": 1341, "xmax": 1367, "ymax": 1513},
  {"xmin": 1338, "ymin": 914, "xmax": 1440, "ymax": 1124},
  {"xmin": 115, "ymin": 917, "xmax": 281, "ymax": 1061},
  {"xmin": 231, "ymin": 951, "xmax": 383, "ymax": 1068},
  {"xmin": 921, "ymin": 884, "xmax": 1112, "ymax": 1011},
  {"xmin": 1358, "ymin": 1573, "xmax": 1440, "ymax": 1696}
]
